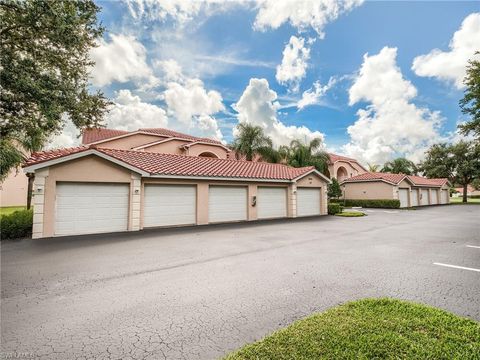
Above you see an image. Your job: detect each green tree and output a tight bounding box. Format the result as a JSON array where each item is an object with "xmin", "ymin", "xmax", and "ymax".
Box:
[
  {"xmin": 232, "ymin": 123, "xmax": 273, "ymax": 161},
  {"xmin": 286, "ymin": 138, "xmax": 329, "ymax": 174},
  {"xmin": 381, "ymin": 158, "xmax": 417, "ymax": 175},
  {"xmin": 367, "ymin": 163, "xmax": 380, "ymax": 172},
  {"xmin": 458, "ymin": 52, "xmax": 480, "ymax": 138},
  {"xmin": 328, "ymin": 178, "xmax": 342, "ymax": 200},
  {"xmin": 420, "ymin": 141, "xmax": 480, "ymax": 203},
  {"xmin": 0, "ymin": 0, "xmax": 111, "ymax": 182}
]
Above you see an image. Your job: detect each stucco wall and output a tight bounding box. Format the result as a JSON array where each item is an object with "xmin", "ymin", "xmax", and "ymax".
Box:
[
  {"xmin": 0, "ymin": 169, "xmax": 28, "ymax": 207},
  {"xmin": 142, "ymin": 139, "xmax": 189, "ymax": 154},
  {"xmin": 328, "ymin": 160, "xmax": 366, "ymax": 181},
  {"xmin": 186, "ymin": 143, "xmax": 229, "ymax": 159},
  {"xmin": 344, "ymin": 181, "xmax": 395, "ymax": 200},
  {"xmin": 97, "ymin": 134, "xmax": 163, "ymax": 150}
]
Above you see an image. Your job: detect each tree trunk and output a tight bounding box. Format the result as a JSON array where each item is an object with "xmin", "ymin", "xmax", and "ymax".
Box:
[
  {"xmin": 462, "ymin": 182, "xmax": 468, "ymax": 203},
  {"xmin": 26, "ymin": 173, "xmax": 34, "ymax": 210}
]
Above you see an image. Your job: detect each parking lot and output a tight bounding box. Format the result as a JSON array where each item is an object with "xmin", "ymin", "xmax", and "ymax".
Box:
[{"xmin": 1, "ymin": 205, "xmax": 479, "ymax": 359}]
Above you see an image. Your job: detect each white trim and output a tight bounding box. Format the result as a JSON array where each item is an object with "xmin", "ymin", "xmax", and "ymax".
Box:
[
  {"xmin": 292, "ymin": 169, "xmax": 331, "ymax": 183},
  {"xmin": 341, "ymin": 176, "xmax": 407, "ymax": 186},
  {"xmin": 181, "ymin": 141, "xmax": 231, "ymax": 151},
  {"xmin": 132, "ymin": 137, "xmax": 190, "ymax": 150},
  {"xmin": 23, "ymin": 149, "xmax": 149, "ymax": 176},
  {"xmin": 149, "ymin": 174, "xmax": 293, "ymax": 183}
]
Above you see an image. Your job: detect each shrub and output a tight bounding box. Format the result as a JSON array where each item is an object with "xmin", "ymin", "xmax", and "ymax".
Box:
[
  {"xmin": 328, "ymin": 203, "xmax": 342, "ymax": 215},
  {"xmin": 341, "ymin": 199, "xmax": 400, "ymax": 209},
  {"xmin": 328, "ymin": 178, "xmax": 342, "ymax": 199},
  {"xmin": 469, "ymin": 195, "xmax": 480, "ymax": 199},
  {"xmin": 0, "ymin": 209, "xmax": 33, "ymax": 240}
]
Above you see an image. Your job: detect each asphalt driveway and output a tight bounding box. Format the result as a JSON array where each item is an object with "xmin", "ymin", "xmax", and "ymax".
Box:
[{"xmin": 1, "ymin": 205, "xmax": 479, "ymax": 359}]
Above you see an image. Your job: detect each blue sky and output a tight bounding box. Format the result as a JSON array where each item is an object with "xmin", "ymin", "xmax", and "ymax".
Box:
[{"xmin": 56, "ymin": 1, "xmax": 479, "ymax": 165}]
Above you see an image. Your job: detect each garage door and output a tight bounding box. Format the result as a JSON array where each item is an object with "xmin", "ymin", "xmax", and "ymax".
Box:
[
  {"xmin": 144, "ymin": 185, "xmax": 196, "ymax": 227},
  {"xmin": 399, "ymin": 188, "xmax": 409, "ymax": 208},
  {"xmin": 209, "ymin": 186, "xmax": 247, "ymax": 223},
  {"xmin": 420, "ymin": 189, "xmax": 429, "ymax": 206},
  {"xmin": 297, "ymin": 188, "xmax": 321, "ymax": 217},
  {"xmin": 441, "ymin": 189, "xmax": 449, "ymax": 204},
  {"xmin": 55, "ymin": 183, "xmax": 129, "ymax": 236},
  {"xmin": 411, "ymin": 189, "xmax": 419, "ymax": 207},
  {"xmin": 257, "ymin": 187, "xmax": 287, "ymax": 219},
  {"xmin": 431, "ymin": 190, "xmax": 438, "ymax": 205}
]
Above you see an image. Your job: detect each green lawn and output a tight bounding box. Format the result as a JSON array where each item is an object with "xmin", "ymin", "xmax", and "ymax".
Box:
[
  {"xmin": 335, "ymin": 211, "xmax": 366, "ymax": 217},
  {"xmin": 0, "ymin": 206, "xmax": 26, "ymax": 216},
  {"xmin": 450, "ymin": 197, "xmax": 480, "ymax": 204},
  {"xmin": 225, "ymin": 298, "xmax": 480, "ymax": 360}
]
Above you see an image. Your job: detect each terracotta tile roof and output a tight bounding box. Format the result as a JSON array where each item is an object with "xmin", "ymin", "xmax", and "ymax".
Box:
[
  {"xmin": 25, "ymin": 146, "xmax": 315, "ymax": 181},
  {"xmin": 139, "ymin": 128, "xmax": 223, "ymax": 144},
  {"xmin": 407, "ymin": 175, "xmax": 448, "ymax": 187},
  {"xmin": 341, "ymin": 172, "xmax": 407, "ymax": 184},
  {"xmin": 328, "ymin": 153, "xmax": 358, "ymax": 164},
  {"xmin": 82, "ymin": 128, "xmax": 129, "ymax": 144}
]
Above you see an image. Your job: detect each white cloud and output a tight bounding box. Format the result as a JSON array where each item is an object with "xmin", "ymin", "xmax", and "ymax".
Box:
[
  {"xmin": 344, "ymin": 47, "xmax": 443, "ymax": 164},
  {"xmin": 412, "ymin": 13, "xmax": 480, "ymax": 89},
  {"xmin": 46, "ymin": 117, "xmax": 81, "ymax": 150},
  {"xmin": 297, "ymin": 77, "xmax": 337, "ymax": 110},
  {"xmin": 254, "ymin": 0, "xmax": 364, "ymax": 38},
  {"xmin": 233, "ymin": 78, "xmax": 325, "ymax": 146},
  {"xmin": 105, "ymin": 90, "xmax": 168, "ymax": 131},
  {"xmin": 276, "ymin": 36, "xmax": 311, "ymax": 92},
  {"xmin": 153, "ymin": 59, "xmax": 185, "ymax": 82},
  {"xmin": 90, "ymin": 34, "xmax": 157, "ymax": 87}
]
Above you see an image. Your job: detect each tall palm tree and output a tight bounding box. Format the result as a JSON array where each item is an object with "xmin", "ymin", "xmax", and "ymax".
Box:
[
  {"xmin": 381, "ymin": 158, "xmax": 417, "ymax": 175},
  {"xmin": 232, "ymin": 123, "xmax": 273, "ymax": 161},
  {"xmin": 286, "ymin": 138, "xmax": 329, "ymax": 174},
  {"xmin": 367, "ymin": 163, "xmax": 380, "ymax": 172}
]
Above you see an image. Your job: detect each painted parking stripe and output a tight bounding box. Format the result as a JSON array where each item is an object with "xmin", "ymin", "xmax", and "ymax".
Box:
[
  {"xmin": 433, "ymin": 262, "xmax": 480, "ymax": 273},
  {"xmin": 466, "ymin": 245, "xmax": 480, "ymax": 249}
]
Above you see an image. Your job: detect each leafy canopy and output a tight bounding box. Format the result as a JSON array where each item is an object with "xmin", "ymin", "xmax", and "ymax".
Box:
[
  {"xmin": 328, "ymin": 178, "xmax": 342, "ymax": 199},
  {"xmin": 286, "ymin": 138, "xmax": 329, "ymax": 174},
  {"xmin": 0, "ymin": 0, "xmax": 110, "ymax": 180},
  {"xmin": 458, "ymin": 52, "xmax": 480, "ymax": 139},
  {"xmin": 381, "ymin": 158, "xmax": 417, "ymax": 175}
]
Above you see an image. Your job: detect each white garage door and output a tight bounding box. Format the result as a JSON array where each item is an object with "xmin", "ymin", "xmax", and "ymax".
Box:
[
  {"xmin": 209, "ymin": 186, "xmax": 247, "ymax": 223},
  {"xmin": 297, "ymin": 188, "xmax": 321, "ymax": 217},
  {"xmin": 144, "ymin": 185, "xmax": 196, "ymax": 227},
  {"xmin": 257, "ymin": 187, "xmax": 287, "ymax": 219},
  {"xmin": 399, "ymin": 188, "xmax": 409, "ymax": 208},
  {"xmin": 441, "ymin": 189, "xmax": 449, "ymax": 204},
  {"xmin": 420, "ymin": 189, "xmax": 429, "ymax": 206},
  {"xmin": 411, "ymin": 189, "xmax": 419, "ymax": 207},
  {"xmin": 431, "ymin": 190, "xmax": 438, "ymax": 205},
  {"xmin": 55, "ymin": 183, "xmax": 129, "ymax": 236}
]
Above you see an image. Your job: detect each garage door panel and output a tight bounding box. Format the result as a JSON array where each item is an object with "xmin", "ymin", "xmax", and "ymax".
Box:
[
  {"xmin": 399, "ymin": 188, "xmax": 409, "ymax": 208},
  {"xmin": 209, "ymin": 186, "xmax": 247, "ymax": 223},
  {"xmin": 55, "ymin": 183, "xmax": 129, "ymax": 236},
  {"xmin": 144, "ymin": 185, "xmax": 196, "ymax": 227},
  {"xmin": 411, "ymin": 190, "xmax": 419, "ymax": 206},
  {"xmin": 420, "ymin": 189, "xmax": 429, "ymax": 206},
  {"xmin": 257, "ymin": 187, "xmax": 287, "ymax": 219},
  {"xmin": 297, "ymin": 188, "xmax": 321, "ymax": 217},
  {"xmin": 431, "ymin": 190, "xmax": 438, "ymax": 204}
]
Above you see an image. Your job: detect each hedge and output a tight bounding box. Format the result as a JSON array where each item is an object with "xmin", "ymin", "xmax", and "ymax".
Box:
[
  {"xmin": 328, "ymin": 203, "xmax": 342, "ymax": 215},
  {"xmin": 0, "ymin": 209, "xmax": 33, "ymax": 240},
  {"xmin": 330, "ymin": 199, "xmax": 400, "ymax": 209}
]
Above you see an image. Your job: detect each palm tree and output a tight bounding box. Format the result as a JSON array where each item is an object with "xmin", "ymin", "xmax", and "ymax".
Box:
[
  {"xmin": 367, "ymin": 163, "xmax": 380, "ymax": 172},
  {"xmin": 381, "ymin": 158, "xmax": 417, "ymax": 175},
  {"xmin": 231, "ymin": 123, "xmax": 273, "ymax": 161},
  {"xmin": 286, "ymin": 138, "xmax": 329, "ymax": 174},
  {"xmin": 258, "ymin": 145, "xmax": 290, "ymax": 163}
]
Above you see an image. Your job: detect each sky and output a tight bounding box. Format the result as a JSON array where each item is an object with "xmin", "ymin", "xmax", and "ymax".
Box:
[{"xmin": 51, "ymin": 0, "xmax": 480, "ymax": 165}]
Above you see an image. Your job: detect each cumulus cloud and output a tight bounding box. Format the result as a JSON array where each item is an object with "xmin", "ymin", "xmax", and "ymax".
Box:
[
  {"xmin": 297, "ymin": 77, "xmax": 337, "ymax": 110},
  {"xmin": 276, "ymin": 36, "xmax": 311, "ymax": 92},
  {"xmin": 254, "ymin": 0, "xmax": 364, "ymax": 38},
  {"xmin": 46, "ymin": 117, "xmax": 82, "ymax": 149},
  {"xmin": 344, "ymin": 47, "xmax": 443, "ymax": 164},
  {"xmin": 90, "ymin": 34, "xmax": 157, "ymax": 87},
  {"xmin": 412, "ymin": 13, "xmax": 480, "ymax": 89},
  {"xmin": 233, "ymin": 78, "xmax": 325, "ymax": 146},
  {"xmin": 105, "ymin": 90, "xmax": 169, "ymax": 130}
]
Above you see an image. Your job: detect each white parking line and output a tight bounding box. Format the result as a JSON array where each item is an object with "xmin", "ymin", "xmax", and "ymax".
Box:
[
  {"xmin": 466, "ymin": 245, "xmax": 480, "ymax": 249},
  {"xmin": 433, "ymin": 262, "xmax": 480, "ymax": 272}
]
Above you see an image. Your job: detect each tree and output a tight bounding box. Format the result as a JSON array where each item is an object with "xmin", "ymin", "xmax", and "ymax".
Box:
[
  {"xmin": 367, "ymin": 163, "xmax": 380, "ymax": 172},
  {"xmin": 458, "ymin": 52, "xmax": 480, "ymax": 138},
  {"xmin": 0, "ymin": 0, "xmax": 111, "ymax": 182},
  {"xmin": 420, "ymin": 141, "xmax": 480, "ymax": 203},
  {"xmin": 286, "ymin": 138, "xmax": 329, "ymax": 174},
  {"xmin": 381, "ymin": 158, "xmax": 417, "ymax": 175},
  {"xmin": 328, "ymin": 178, "xmax": 342, "ymax": 200},
  {"xmin": 232, "ymin": 123, "xmax": 273, "ymax": 161}
]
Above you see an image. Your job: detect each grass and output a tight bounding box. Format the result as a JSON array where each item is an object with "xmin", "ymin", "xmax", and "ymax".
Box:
[
  {"xmin": 335, "ymin": 211, "xmax": 366, "ymax": 217},
  {"xmin": 450, "ymin": 197, "xmax": 480, "ymax": 204},
  {"xmin": 225, "ymin": 298, "xmax": 480, "ymax": 360},
  {"xmin": 0, "ymin": 206, "xmax": 26, "ymax": 217}
]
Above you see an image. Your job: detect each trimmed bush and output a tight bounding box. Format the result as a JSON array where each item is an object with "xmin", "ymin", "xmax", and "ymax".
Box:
[
  {"xmin": 343, "ymin": 199, "xmax": 400, "ymax": 208},
  {"xmin": 328, "ymin": 203, "xmax": 342, "ymax": 215},
  {"xmin": 0, "ymin": 209, "xmax": 33, "ymax": 240},
  {"xmin": 469, "ymin": 195, "xmax": 480, "ymax": 199}
]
